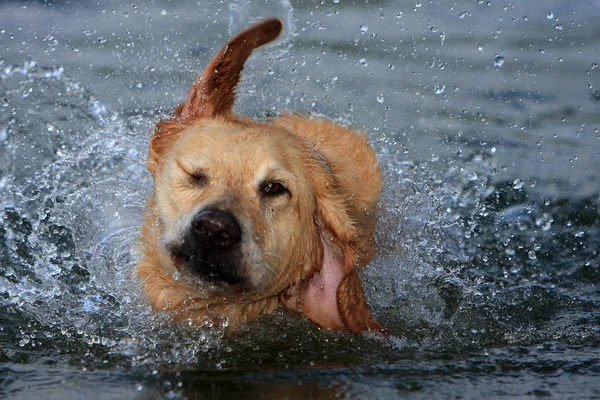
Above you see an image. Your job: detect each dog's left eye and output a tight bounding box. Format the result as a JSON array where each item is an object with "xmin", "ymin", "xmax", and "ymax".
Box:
[{"xmin": 261, "ymin": 181, "xmax": 288, "ymax": 197}]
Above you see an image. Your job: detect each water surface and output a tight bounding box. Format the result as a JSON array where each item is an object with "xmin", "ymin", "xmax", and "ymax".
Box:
[{"xmin": 1, "ymin": 0, "xmax": 599, "ymax": 398}]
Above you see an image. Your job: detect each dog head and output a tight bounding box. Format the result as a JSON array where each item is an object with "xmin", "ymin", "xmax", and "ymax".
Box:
[
  {"xmin": 151, "ymin": 117, "xmax": 341, "ymax": 297},
  {"xmin": 144, "ymin": 19, "xmax": 382, "ymax": 333},
  {"xmin": 148, "ymin": 19, "xmax": 348, "ymax": 293}
]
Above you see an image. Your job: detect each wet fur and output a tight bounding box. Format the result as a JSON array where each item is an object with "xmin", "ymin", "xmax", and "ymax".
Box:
[{"xmin": 136, "ymin": 19, "xmax": 384, "ymax": 333}]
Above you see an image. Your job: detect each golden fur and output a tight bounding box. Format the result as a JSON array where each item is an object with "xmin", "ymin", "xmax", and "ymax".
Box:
[{"xmin": 136, "ymin": 18, "xmax": 384, "ymax": 333}]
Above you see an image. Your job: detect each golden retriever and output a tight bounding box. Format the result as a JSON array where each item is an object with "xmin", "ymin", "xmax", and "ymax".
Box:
[{"xmin": 136, "ymin": 18, "xmax": 384, "ymax": 334}]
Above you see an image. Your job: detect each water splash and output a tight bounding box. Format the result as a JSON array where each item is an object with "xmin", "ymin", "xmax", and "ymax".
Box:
[
  {"xmin": 1, "ymin": 60, "xmax": 598, "ymax": 372},
  {"xmin": 0, "ymin": 60, "xmax": 479, "ymax": 361},
  {"xmin": 0, "ymin": 62, "xmax": 227, "ymax": 369}
]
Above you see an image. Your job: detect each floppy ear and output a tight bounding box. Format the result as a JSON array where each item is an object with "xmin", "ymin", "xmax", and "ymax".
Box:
[
  {"xmin": 280, "ymin": 163, "xmax": 384, "ymax": 334},
  {"xmin": 316, "ymin": 190, "xmax": 385, "ymax": 334},
  {"xmin": 147, "ymin": 120, "xmax": 186, "ymax": 176},
  {"xmin": 146, "ymin": 18, "xmax": 283, "ymax": 175},
  {"xmin": 315, "ymin": 190, "xmax": 357, "ymax": 247},
  {"xmin": 336, "ymin": 269, "xmax": 385, "ymax": 333},
  {"xmin": 175, "ymin": 18, "xmax": 283, "ymax": 120},
  {"xmin": 280, "ymin": 233, "xmax": 384, "ymax": 334}
]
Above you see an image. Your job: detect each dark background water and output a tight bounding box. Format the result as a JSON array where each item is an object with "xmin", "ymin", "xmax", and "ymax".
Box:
[{"xmin": 1, "ymin": 0, "xmax": 599, "ymax": 398}]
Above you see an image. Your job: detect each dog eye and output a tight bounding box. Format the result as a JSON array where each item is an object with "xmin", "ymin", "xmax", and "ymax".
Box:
[
  {"xmin": 189, "ymin": 172, "xmax": 209, "ymax": 187},
  {"xmin": 261, "ymin": 181, "xmax": 288, "ymax": 197},
  {"xmin": 177, "ymin": 160, "xmax": 208, "ymax": 187}
]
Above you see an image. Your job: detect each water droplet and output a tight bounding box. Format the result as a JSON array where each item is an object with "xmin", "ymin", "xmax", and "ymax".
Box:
[
  {"xmin": 547, "ymin": 12, "xmax": 554, "ymax": 19},
  {"xmin": 528, "ymin": 251, "xmax": 537, "ymax": 260},
  {"xmin": 359, "ymin": 24, "xmax": 368, "ymax": 34},
  {"xmin": 512, "ymin": 178, "xmax": 524, "ymax": 189},
  {"xmin": 467, "ymin": 171, "xmax": 478, "ymax": 181},
  {"xmin": 434, "ymin": 84, "xmax": 445, "ymax": 94},
  {"xmin": 494, "ymin": 55, "xmax": 505, "ymax": 69},
  {"xmin": 359, "ymin": 58, "xmax": 368, "ymax": 66},
  {"xmin": 376, "ymin": 94, "xmax": 384, "ymax": 104}
]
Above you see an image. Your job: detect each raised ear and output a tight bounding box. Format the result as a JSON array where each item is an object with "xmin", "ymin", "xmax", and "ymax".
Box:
[
  {"xmin": 146, "ymin": 18, "xmax": 283, "ymax": 175},
  {"xmin": 175, "ymin": 18, "xmax": 283, "ymax": 121}
]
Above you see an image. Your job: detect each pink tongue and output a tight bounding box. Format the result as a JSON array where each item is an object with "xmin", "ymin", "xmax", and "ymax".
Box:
[{"xmin": 293, "ymin": 237, "xmax": 345, "ymax": 330}]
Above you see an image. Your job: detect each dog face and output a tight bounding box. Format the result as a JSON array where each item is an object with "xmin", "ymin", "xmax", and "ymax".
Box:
[
  {"xmin": 152, "ymin": 119, "xmax": 323, "ymax": 296},
  {"xmin": 137, "ymin": 18, "xmax": 384, "ymax": 333}
]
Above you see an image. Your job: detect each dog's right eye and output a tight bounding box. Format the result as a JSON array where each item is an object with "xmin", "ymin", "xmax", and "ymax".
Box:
[
  {"xmin": 188, "ymin": 172, "xmax": 209, "ymax": 187},
  {"xmin": 176, "ymin": 160, "xmax": 208, "ymax": 187}
]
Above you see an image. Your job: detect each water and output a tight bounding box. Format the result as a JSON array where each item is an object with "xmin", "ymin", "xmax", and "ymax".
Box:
[{"xmin": 1, "ymin": 0, "xmax": 599, "ymax": 398}]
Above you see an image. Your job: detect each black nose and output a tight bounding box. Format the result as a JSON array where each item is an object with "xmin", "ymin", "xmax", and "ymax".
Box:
[{"xmin": 191, "ymin": 209, "xmax": 241, "ymax": 250}]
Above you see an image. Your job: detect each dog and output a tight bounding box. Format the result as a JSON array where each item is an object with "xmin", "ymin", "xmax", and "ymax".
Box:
[{"xmin": 136, "ymin": 18, "xmax": 384, "ymax": 334}]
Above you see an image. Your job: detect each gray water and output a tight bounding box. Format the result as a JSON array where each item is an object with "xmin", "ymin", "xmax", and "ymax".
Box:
[{"xmin": 1, "ymin": 0, "xmax": 599, "ymax": 399}]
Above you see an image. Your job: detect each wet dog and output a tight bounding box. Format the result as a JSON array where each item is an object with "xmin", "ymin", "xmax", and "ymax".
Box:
[{"xmin": 136, "ymin": 18, "xmax": 384, "ymax": 333}]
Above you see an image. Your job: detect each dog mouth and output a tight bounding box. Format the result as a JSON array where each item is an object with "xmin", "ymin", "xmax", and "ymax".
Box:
[
  {"xmin": 168, "ymin": 242, "xmax": 245, "ymax": 286},
  {"xmin": 166, "ymin": 208, "xmax": 247, "ymax": 287}
]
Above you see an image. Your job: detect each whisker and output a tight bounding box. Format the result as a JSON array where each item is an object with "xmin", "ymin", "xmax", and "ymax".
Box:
[
  {"xmin": 262, "ymin": 252, "xmax": 284, "ymax": 262},
  {"xmin": 261, "ymin": 261, "xmax": 277, "ymax": 275}
]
